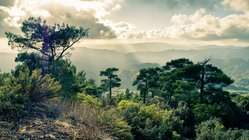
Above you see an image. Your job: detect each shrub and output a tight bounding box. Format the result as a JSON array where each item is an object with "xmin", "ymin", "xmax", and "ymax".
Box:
[
  {"xmin": 118, "ymin": 100, "xmax": 184, "ymax": 140},
  {"xmin": 76, "ymin": 93, "xmax": 101, "ymax": 107},
  {"xmin": 196, "ymin": 118, "xmax": 249, "ymax": 140},
  {"xmin": 93, "ymin": 108, "xmax": 133, "ymax": 140},
  {"xmin": 0, "ymin": 65, "xmax": 61, "ymax": 119}
]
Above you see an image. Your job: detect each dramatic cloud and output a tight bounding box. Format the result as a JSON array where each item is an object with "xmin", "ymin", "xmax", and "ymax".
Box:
[
  {"xmin": 115, "ymin": 1, "xmax": 249, "ymax": 41},
  {"xmin": 0, "ymin": 0, "xmax": 248, "ymax": 43},
  {"xmin": 0, "ymin": 0, "xmax": 125, "ymax": 38},
  {"xmin": 101, "ymin": 20, "xmax": 135, "ymax": 38},
  {"xmin": 166, "ymin": 2, "xmax": 249, "ymax": 41}
]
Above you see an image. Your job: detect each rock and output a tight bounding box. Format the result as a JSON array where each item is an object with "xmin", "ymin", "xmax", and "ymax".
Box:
[{"xmin": 45, "ymin": 134, "xmax": 56, "ymax": 139}]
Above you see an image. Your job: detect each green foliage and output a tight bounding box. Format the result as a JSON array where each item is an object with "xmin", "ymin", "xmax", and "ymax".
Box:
[
  {"xmin": 117, "ymin": 100, "xmax": 185, "ymax": 139},
  {"xmin": 11, "ymin": 65, "xmax": 61, "ymax": 103},
  {"xmin": 193, "ymin": 102, "xmax": 243, "ymax": 128},
  {"xmin": 84, "ymin": 79, "xmax": 101, "ymax": 97},
  {"xmin": 172, "ymin": 131, "xmax": 181, "ymax": 140},
  {"xmin": 111, "ymin": 89, "xmax": 135, "ymax": 105},
  {"xmin": 172, "ymin": 80, "xmax": 199, "ymax": 106},
  {"xmin": 97, "ymin": 108, "xmax": 133, "ymax": 140},
  {"xmin": 1, "ymin": 36, "xmax": 249, "ymax": 140},
  {"xmin": 0, "ymin": 73, "xmax": 10, "ymax": 86},
  {"xmin": 171, "ymin": 101, "xmax": 196, "ymax": 138},
  {"xmin": 163, "ymin": 58, "xmax": 193, "ymax": 70},
  {"xmin": 193, "ymin": 104, "xmax": 217, "ymax": 123},
  {"xmin": 100, "ymin": 68, "xmax": 121, "ymax": 98},
  {"xmin": 5, "ymin": 17, "xmax": 88, "ymax": 63},
  {"xmin": 49, "ymin": 59, "xmax": 87, "ymax": 101},
  {"xmin": 111, "ymin": 120, "xmax": 133, "ymax": 140},
  {"xmin": 118, "ymin": 100, "xmax": 140, "ymax": 110},
  {"xmin": 232, "ymin": 94, "xmax": 249, "ymax": 112},
  {"xmin": 4, "ymin": 17, "xmax": 93, "ymax": 103},
  {"xmin": 15, "ymin": 52, "xmax": 42, "ymax": 71},
  {"xmin": 15, "ymin": 53, "xmax": 91, "ymax": 102},
  {"xmin": 160, "ymin": 58, "xmax": 234, "ymax": 105},
  {"xmin": 0, "ymin": 65, "xmax": 61, "ymax": 118},
  {"xmin": 76, "ymin": 93, "xmax": 101, "ymax": 107},
  {"xmin": 196, "ymin": 118, "xmax": 249, "ymax": 140},
  {"xmin": 133, "ymin": 67, "xmax": 161, "ymax": 104},
  {"xmin": 196, "ymin": 118, "xmax": 225, "ymax": 140}
]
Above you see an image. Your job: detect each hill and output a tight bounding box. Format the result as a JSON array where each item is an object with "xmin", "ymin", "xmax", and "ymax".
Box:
[{"xmin": 1, "ymin": 44, "xmax": 249, "ymax": 92}]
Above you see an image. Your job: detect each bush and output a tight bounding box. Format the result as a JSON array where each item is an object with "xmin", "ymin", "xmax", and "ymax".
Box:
[
  {"xmin": 0, "ymin": 65, "xmax": 61, "ymax": 119},
  {"xmin": 98, "ymin": 109, "xmax": 133, "ymax": 140},
  {"xmin": 171, "ymin": 101, "xmax": 195, "ymax": 138},
  {"xmin": 49, "ymin": 59, "xmax": 87, "ymax": 101},
  {"xmin": 76, "ymin": 93, "xmax": 101, "ymax": 107},
  {"xmin": 117, "ymin": 100, "xmax": 184, "ymax": 140},
  {"xmin": 196, "ymin": 118, "xmax": 249, "ymax": 140},
  {"xmin": 195, "ymin": 118, "xmax": 224, "ymax": 140},
  {"xmin": 193, "ymin": 102, "xmax": 243, "ymax": 128}
]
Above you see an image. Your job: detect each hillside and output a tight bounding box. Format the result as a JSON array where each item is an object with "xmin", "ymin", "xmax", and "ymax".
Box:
[
  {"xmin": 1, "ymin": 45, "xmax": 249, "ymax": 92},
  {"xmin": 71, "ymin": 46, "xmax": 249, "ymax": 91}
]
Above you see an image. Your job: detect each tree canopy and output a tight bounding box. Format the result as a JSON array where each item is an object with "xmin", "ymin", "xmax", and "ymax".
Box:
[
  {"xmin": 0, "ymin": 17, "xmax": 248, "ymax": 140},
  {"xmin": 6, "ymin": 17, "xmax": 88, "ymax": 73},
  {"xmin": 100, "ymin": 68, "xmax": 121, "ymax": 98}
]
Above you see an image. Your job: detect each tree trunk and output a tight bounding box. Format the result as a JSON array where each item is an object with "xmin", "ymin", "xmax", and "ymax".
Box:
[
  {"xmin": 200, "ymin": 58, "xmax": 210, "ymax": 103},
  {"xmin": 143, "ymin": 92, "xmax": 146, "ymax": 104},
  {"xmin": 109, "ymin": 77, "xmax": 112, "ymax": 99},
  {"xmin": 144, "ymin": 80, "xmax": 148, "ymax": 104},
  {"xmin": 151, "ymin": 88, "xmax": 155, "ymax": 98},
  {"xmin": 200, "ymin": 66, "xmax": 205, "ymax": 103},
  {"xmin": 167, "ymin": 87, "xmax": 173, "ymax": 105},
  {"xmin": 41, "ymin": 54, "xmax": 49, "ymax": 76},
  {"xmin": 168, "ymin": 92, "xmax": 172, "ymax": 105}
]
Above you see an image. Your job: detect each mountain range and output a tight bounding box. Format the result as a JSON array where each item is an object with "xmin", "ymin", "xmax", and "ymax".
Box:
[{"xmin": 1, "ymin": 42, "xmax": 249, "ymax": 92}]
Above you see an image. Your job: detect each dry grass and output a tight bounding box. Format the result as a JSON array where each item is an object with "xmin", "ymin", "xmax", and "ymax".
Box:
[{"xmin": 0, "ymin": 100, "xmax": 111, "ymax": 140}]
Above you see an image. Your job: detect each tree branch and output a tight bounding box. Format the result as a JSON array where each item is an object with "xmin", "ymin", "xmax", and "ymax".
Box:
[
  {"xmin": 29, "ymin": 45, "xmax": 49, "ymax": 56},
  {"xmin": 55, "ymin": 34, "xmax": 84, "ymax": 61}
]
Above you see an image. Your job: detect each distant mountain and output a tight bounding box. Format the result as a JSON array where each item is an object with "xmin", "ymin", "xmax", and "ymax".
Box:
[
  {"xmin": 71, "ymin": 47, "xmax": 139, "ymax": 83},
  {"xmin": 1, "ymin": 45, "xmax": 249, "ymax": 92},
  {"xmin": 71, "ymin": 47, "xmax": 160, "ymax": 87},
  {"xmin": 70, "ymin": 46, "xmax": 249, "ymax": 90},
  {"xmin": 0, "ymin": 52, "xmax": 16, "ymax": 72},
  {"xmin": 84, "ymin": 42, "xmax": 180, "ymax": 53},
  {"xmin": 128, "ymin": 46, "xmax": 249, "ymax": 65}
]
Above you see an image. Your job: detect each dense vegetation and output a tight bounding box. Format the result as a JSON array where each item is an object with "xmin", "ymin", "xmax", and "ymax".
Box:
[{"xmin": 0, "ymin": 17, "xmax": 249, "ymax": 139}]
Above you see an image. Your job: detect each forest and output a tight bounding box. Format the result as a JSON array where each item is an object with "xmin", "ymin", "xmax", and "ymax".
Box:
[{"xmin": 0, "ymin": 17, "xmax": 249, "ymax": 140}]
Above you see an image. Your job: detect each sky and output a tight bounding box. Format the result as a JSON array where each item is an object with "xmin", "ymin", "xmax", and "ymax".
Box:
[{"xmin": 0, "ymin": 0, "xmax": 249, "ymax": 52}]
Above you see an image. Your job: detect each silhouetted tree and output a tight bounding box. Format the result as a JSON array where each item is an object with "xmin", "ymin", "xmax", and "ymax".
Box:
[
  {"xmin": 133, "ymin": 68, "xmax": 160, "ymax": 104},
  {"xmin": 194, "ymin": 61, "xmax": 234, "ymax": 103},
  {"xmin": 6, "ymin": 17, "xmax": 88, "ymax": 74},
  {"xmin": 100, "ymin": 68, "xmax": 121, "ymax": 98},
  {"xmin": 160, "ymin": 58, "xmax": 194, "ymax": 104}
]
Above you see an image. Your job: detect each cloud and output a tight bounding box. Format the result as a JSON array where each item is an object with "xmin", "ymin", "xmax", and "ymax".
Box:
[
  {"xmin": 101, "ymin": 20, "xmax": 135, "ymax": 38},
  {"xmin": 0, "ymin": 0, "xmax": 15, "ymax": 7},
  {"xmin": 171, "ymin": 14, "xmax": 189, "ymax": 25},
  {"xmin": 222, "ymin": 0, "xmax": 249, "ymax": 13},
  {"xmin": 167, "ymin": 10, "xmax": 249, "ymax": 40},
  {"xmin": 1, "ymin": 0, "xmax": 248, "ymax": 42},
  {"xmin": 0, "ymin": 0, "xmax": 125, "ymax": 38},
  {"xmin": 117, "ymin": 7, "xmax": 249, "ymax": 41},
  {"xmin": 126, "ymin": 0, "xmax": 220, "ymax": 10},
  {"xmin": 171, "ymin": 9, "xmax": 207, "ymax": 25}
]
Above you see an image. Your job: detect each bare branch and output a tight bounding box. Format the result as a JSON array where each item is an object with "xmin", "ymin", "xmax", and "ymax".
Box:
[{"xmin": 55, "ymin": 34, "xmax": 84, "ymax": 61}]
